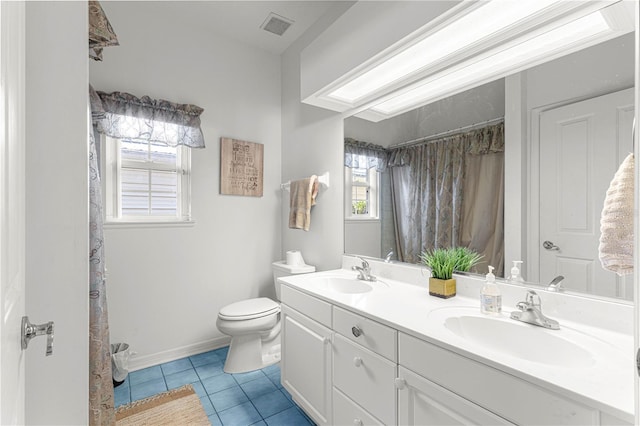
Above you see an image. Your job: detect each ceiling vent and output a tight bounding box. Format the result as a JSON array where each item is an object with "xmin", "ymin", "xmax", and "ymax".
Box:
[{"xmin": 260, "ymin": 12, "xmax": 294, "ymax": 37}]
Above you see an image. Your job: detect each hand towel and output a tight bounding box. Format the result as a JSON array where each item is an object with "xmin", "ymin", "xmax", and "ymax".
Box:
[
  {"xmin": 288, "ymin": 175, "xmax": 319, "ymax": 231},
  {"xmin": 599, "ymin": 153, "xmax": 634, "ymax": 275}
]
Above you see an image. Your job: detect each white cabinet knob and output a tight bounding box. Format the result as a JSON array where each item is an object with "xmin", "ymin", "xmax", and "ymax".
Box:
[
  {"xmin": 352, "ymin": 326, "xmax": 363, "ymax": 337},
  {"xmin": 353, "ymin": 419, "xmax": 363, "ymax": 426},
  {"xmin": 353, "ymin": 356, "xmax": 363, "ymax": 367},
  {"xmin": 394, "ymin": 378, "xmax": 406, "ymax": 389},
  {"xmin": 323, "ymin": 337, "xmax": 331, "ymax": 345}
]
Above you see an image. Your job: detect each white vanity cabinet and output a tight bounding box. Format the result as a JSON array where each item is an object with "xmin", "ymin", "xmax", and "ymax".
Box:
[
  {"xmin": 280, "ymin": 281, "xmax": 633, "ymax": 426},
  {"xmin": 280, "ymin": 286, "xmax": 333, "ymax": 426}
]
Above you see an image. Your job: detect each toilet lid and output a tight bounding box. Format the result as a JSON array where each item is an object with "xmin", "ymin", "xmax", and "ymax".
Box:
[{"xmin": 218, "ymin": 297, "xmax": 280, "ymax": 321}]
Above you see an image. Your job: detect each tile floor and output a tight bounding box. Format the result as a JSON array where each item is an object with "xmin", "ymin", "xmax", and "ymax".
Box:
[{"xmin": 114, "ymin": 346, "xmax": 315, "ymax": 425}]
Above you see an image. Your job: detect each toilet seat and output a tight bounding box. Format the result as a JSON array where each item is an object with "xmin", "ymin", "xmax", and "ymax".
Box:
[{"xmin": 218, "ymin": 297, "xmax": 279, "ymax": 321}]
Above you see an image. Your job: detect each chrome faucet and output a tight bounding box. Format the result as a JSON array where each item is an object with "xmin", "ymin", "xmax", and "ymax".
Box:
[
  {"xmin": 510, "ymin": 290, "xmax": 559, "ymax": 330},
  {"xmin": 352, "ymin": 257, "xmax": 376, "ymax": 281},
  {"xmin": 384, "ymin": 250, "xmax": 394, "ymax": 263},
  {"xmin": 547, "ymin": 275, "xmax": 565, "ymax": 292}
]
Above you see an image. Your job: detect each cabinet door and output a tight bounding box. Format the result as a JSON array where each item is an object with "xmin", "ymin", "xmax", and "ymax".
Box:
[
  {"xmin": 397, "ymin": 367, "xmax": 513, "ymax": 426},
  {"xmin": 281, "ymin": 304, "xmax": 332, "ymax": 426}
]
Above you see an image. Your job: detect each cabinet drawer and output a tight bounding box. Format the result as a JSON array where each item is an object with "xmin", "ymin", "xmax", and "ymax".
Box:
[
  {"xmin": 399, "ymin": 333, "xmax": 598, "ymax": 425},
  {"xmin": 280, "ymin": 284, "xmax": 332, "ymax": 328},
  {"xmin": 333, "ymin": 334, "xmax": 396, "ymax": 425},
  {"xmin": 333, "ymin": 387, "xmax": 384, "ymax": 426},
  {"xmin": 333, "ymin": 306, "xmax": 397, "ymax": 361}
]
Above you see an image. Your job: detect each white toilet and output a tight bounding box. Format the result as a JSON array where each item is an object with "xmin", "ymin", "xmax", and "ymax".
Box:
[{"xmin": 216, "ymin": 260, "xmax": 315, "ymax": 373}]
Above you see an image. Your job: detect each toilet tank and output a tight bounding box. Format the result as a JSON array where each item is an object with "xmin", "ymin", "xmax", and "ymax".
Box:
[{"xmin": 272, "ymin": 261, "xmax": 316, "ymax": 300}]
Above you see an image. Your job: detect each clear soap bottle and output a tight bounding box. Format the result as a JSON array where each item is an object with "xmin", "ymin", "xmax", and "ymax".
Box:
[
  {"xmin": 509, "ymin": 260, "xmax": 524, "ymax": 283},
  {"xmin": 480, "ymin": 265, "xmax": 502, "ymax": 315}
]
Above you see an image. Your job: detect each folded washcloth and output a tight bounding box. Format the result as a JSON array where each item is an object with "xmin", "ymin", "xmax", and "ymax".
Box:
[
  {"xmin": 288, "ymin": 175, "xmax": 319, "ymax": 231},
  {"xmin": 599, "ymin": 153, "xmax": 634, "ymax": 275}
]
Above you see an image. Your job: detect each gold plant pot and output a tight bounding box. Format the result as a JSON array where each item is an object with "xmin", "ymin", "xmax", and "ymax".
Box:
[{"xmin": 429, "ymin": 277, "xmax": 456, "ymax": 299}]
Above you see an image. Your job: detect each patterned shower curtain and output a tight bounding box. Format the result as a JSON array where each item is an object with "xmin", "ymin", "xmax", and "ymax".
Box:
[
  {"xmin": 88, "ymin": 111, "xmax": 115, "ymax": 425},
  {"xmin": 388, "ymin": 122, "xmax": 505, "ymax": 273},
  {"xmin": 89, "ymin": 1, "xmax": 118, "ymax": 423}
]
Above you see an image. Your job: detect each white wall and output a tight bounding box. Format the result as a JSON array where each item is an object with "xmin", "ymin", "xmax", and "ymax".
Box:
[
  {"xmin": 25, "ymin": 2, "xmax": 89, "ymax": 424},
  {"xmin": 90, "ymin": 2, "xmax": 282, "ymax": 368},
  {"xmin": 280, "ymin": 4, "xmax": 354, "ymax": 272}
]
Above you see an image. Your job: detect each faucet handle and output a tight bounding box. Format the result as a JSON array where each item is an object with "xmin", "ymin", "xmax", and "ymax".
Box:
[
  {"xmin": 525, "ymin": 290, "xmax": 541, "ymax": 308},
  {"xmin": 357, "ymin": 256, "xmax": 370, "ymax": 270},
  {"xmin": 515, "ymin": 301, "xmax": 528, "ymax": 311}
]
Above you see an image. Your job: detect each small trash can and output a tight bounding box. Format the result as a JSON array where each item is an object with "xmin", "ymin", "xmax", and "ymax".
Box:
[{"xmin": 111, "ymin": 343, "xmax": 131, "ymax": 387}]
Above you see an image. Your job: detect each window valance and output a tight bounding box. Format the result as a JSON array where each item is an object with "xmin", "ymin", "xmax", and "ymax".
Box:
[
  {"xmin": 344, "ymin": 138, "xmax": 388, "ymax": 172},
  {"xmin": 95, "ymin": 90, "xmax": 206, "ymax": 149}
]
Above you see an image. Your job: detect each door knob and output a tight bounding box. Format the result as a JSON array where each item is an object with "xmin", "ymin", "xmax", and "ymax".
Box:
[
  {"xmin": 21, "ymin": 316, "xmax": 54, "ymax": 356},
  {"xmin": 543, "ymin": 240, "xmax": 560, "ymax": 251}
]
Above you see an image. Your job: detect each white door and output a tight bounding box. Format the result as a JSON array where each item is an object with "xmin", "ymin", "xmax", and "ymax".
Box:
[
  {"xmin": 0, "ymin": 1, "xmax": 26, "ymax": 423},
  {"xmin": 539, "ymin": 88, "xmax": 634, "ymax": 298}
]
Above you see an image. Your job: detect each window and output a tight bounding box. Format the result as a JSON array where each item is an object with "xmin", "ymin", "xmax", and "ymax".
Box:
[
  {"xmin": 104, "ymin": 136, "xmax": 191, "ymax": 223},
  {"xmin": 345, "ymin": 163, "xmax": 379, "ymax": 220}
]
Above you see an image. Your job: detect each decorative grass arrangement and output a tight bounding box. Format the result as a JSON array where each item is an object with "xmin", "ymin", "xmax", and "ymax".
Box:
[{"xmin": 420, "ymin": 247, "xmax": 483, "ymax": 298}]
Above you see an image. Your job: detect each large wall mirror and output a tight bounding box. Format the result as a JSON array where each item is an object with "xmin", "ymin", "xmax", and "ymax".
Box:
[{"xmin": 344, "ymin": 32, "xmax": 635, "ymax": 302}]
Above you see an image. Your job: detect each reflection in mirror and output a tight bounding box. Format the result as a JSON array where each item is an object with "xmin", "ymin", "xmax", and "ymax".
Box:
[{"xmin": 344, "ymin": 33, "xmax": 634, "ymax": 301}]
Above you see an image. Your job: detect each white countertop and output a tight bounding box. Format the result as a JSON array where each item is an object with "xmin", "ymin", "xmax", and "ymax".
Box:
[{"xmin": 279, "ymin": 266, "xmax": 635, "ymax": 422}]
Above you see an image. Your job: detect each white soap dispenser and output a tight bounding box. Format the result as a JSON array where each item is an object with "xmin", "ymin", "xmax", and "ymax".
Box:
[
  {"xmin": 480, "ymin": 265, "xmax": 502, "ymax": 315},
  {"xmin": 509, "ymin": 260, "xmax": 524, "ymax": 283}
]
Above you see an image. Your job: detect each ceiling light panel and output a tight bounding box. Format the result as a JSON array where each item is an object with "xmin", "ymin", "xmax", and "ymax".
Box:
[
  {"xmin": 328, "ymin": 0, "xmax": 562, "ymax": 103},
  {"xmin": 370, "ymin": 11, "xmax": 613, "ymax": 116}
]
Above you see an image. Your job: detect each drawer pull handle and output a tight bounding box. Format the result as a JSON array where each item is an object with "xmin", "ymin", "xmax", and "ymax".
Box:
[
  {"xmin": 353, "ymin": 419, "xmax": 363, "ymax": 426},
  {"xmin": 351, "ymin": 326, "xmax": 363, "ymax": 337},
  {"xmin": 353, "ymin": 357, "xmax": 363, "ymax": 367},
  {"xmin": 394, "ymin": 378, "xmax": 406, "ymax": 389}
]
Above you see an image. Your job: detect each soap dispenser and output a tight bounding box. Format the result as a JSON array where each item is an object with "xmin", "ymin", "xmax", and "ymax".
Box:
[
  {"xmin": 480, "ymin": 265, "xmax": 502, "ymax": 315},
  {"xmin": 509, "ymin": 260, "xmax": 524, "ymax": 283}
]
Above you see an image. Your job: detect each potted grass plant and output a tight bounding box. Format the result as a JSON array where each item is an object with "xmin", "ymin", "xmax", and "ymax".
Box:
[{"xmin": 419, "ymin": 247, "xmax": 483, "ymax": 298}]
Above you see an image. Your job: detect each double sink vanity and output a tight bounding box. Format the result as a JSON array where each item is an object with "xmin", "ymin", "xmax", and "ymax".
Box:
[{"xmin": 278, "ymin": 255, "xmax": 634, "ymax": 426}]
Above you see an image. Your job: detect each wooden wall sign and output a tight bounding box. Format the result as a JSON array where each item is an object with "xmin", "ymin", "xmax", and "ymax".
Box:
[{"xmin": 220, "ymin": 137, "xmax": 264, "ymax": 197}]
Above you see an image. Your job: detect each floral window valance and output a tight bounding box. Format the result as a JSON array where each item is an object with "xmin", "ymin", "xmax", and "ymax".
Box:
[
  {"xmin": 95, "ymin": 91, "xmax": 206, "ymax": 149},
  {"xmin": 344, "ymin": 138, "xmax": 388, "ymax": 172}
]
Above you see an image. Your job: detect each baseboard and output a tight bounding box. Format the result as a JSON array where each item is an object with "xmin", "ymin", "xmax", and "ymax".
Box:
[{"xmin": 128, "ymin": 336, "xmax": 231, "ymax": 372}]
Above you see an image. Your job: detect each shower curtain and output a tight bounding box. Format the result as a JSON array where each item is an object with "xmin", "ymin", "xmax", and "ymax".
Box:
[
  {"xmin": 388, "ymin": 122, "xmax": 505, "ymax": 275},
  {"xmin": 89, "ymin": 95, "xmax": 114, "ymax": 424},
  {"xmin": 89, "ymin": 1, "xmax": 118, "ymax": 424}
]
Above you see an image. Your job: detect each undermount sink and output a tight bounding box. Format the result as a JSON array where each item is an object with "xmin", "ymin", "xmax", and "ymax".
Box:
[
  {"xmin": 309, "ymin": 276, "xmax": 373, "ymax": 294},
  {"xmin": 430, "ymin": 308, "xmax": 595, "ymax": 368}
]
